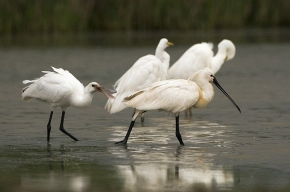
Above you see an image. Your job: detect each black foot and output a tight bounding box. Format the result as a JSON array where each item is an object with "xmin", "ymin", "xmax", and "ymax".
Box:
[
  {"xmin": 71, "ymin": 136, "xmax": 79, "ymax": 141},
  {"xmin": 66, "ymin": 133, "xmax": 78, "ymax": 141},
  {"xmin": 176, "ymin": 134, "xmax": 184, "ymax": 146},
  {"xmin": 114, "ymin": 140, "xmax": 127, "ymax": 145},
  {"xmin": 60, "ymin": 127, "xmax": 79, "ymax": 141}
]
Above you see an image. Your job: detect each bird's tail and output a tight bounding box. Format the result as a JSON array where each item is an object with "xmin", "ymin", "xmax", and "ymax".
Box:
[
  {"xmin": 23, "ymin": 79, "xmax": 36, "ymax": 84},
  {"xmin": 21, "ymin": 85, "xmax": 33, "ymax": 101},
  {"xmin": 22, "ymin": 79, "xmax": 38, "ymax": 100}
]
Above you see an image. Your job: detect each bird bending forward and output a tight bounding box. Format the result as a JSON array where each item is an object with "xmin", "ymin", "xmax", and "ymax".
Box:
[{"xmin": 22, "ymin": 66, "xmax": 115, "ymax": 142}]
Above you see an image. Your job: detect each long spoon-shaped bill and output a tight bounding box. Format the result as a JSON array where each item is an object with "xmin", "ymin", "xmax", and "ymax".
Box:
[
  {"xmin": 98, "ymin": 87, "xmax": 116, "ymax": 99},
  {"xmin": 213, "ymin": 77, "xmax": 241, "ymax": 113}
]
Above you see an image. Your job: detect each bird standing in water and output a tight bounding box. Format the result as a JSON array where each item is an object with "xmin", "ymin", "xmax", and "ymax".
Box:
[
  {"xmin": 115, "ymin": 68, "xmax": 240, "ymax": 145},
  {"xmin": 22, "ymin": 66, "xmax": 115, "ymax": 142},
  {"xmin": 105, "ymin": 38, "xmax": 173, "ymax": 124},
  {"xmin": 168, "ymin": 39, "xmax": 236, "ymax": 116}
]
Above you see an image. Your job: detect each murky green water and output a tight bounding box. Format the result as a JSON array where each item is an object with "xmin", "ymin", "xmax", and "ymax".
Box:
[{"xmin": 0, "ymin": 32, "xmax": 290, "ymax": 191}]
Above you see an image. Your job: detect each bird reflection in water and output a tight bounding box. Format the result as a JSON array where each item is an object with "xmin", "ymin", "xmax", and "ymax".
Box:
[
  {"xmin": 109, "ymin": 120, "xmax": 234, "ymax": 191},
  {"xmin": 111, "ymin": 145, "xmax": 234, "ymax": 191},
  {"xmin": 21, "ymin": 144, "xmax": 90, "ymax": 192}
]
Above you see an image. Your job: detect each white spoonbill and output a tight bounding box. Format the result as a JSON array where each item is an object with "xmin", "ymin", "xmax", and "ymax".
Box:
[
  {"xmin": 168, "ymin": 39, "xmax": 236, "ymax": 79},
  {"xmin": 168, "ymin": 39, "xmax": 236, "ymax": 116},
  {"xmin": 105, "ymin": 38, "xmax": 173, "ymax": 124},
  {"xmin": 22, "ymin": 66, "xmax": 115, "ymax": 142},
  {"xmin": 115, "ymin": 68, "xmax": 240, "ymax": 145}
]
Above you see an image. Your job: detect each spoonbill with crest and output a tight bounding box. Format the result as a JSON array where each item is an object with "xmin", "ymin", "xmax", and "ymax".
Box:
[
  {"xmin": 168, "ymin": 39, "xmax": 236, "ymax": 116},
  {"xmin": 115, "ymin": 67, "xmax": 240, "ymax": 145}
]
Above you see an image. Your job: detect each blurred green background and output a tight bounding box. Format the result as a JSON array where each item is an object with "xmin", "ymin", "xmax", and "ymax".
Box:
[{"xmin": 1, "ymin": 0, "xmax": 289, "ymax": 34}]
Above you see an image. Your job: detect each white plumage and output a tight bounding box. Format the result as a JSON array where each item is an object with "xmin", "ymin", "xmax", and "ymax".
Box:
[
  {"xmin": 168, "ymin": 39, "xmax": 236, "ymax": 117},
  {"xmin": 22, "ymin": 66, "xmax": 115, "ymax": 141},
  {"xmin": 115, "ymin": 68, "xmax": 241, "ymax": 145},
  {"xmin": 168, "ymin": 39, "xmax": 236, "ymax": 80},
  {"xmin": 105, "ymin": 38, "xmax": 173, "ymax": 122},
  {"xmin": 124, "ymin": 79, "xmax": 202, "ymax": 113}
]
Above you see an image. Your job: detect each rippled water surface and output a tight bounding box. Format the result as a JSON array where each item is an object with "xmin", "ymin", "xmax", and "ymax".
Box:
[{"xmin": 0, "ymin": 33, "xmax": 290, "ymax": 192}]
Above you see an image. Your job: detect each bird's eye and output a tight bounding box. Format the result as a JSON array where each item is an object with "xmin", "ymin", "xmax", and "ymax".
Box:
[
  {"xmin": 210, "ymin": 75, "xmax": 214, "ymax": 77},
  {"xmin": 92, "ymin": 84, "xmax": 95, "ymax": 87}
]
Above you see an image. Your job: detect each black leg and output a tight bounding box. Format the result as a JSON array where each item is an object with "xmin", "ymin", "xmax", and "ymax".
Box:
[
  {"xmin": 115, "ymin": 110, "xmax": 140, "ymax": 145},
  {"xmin": 175, "ymin": 114, "xmax": 184, "ymax": 146},
  {"xmin": 59, "ymin": 111, "xmax": 78, "ymax": 141},
  {"xmin": 47, "ymin": 111, "xmax": 53, "ymax": 142},
  {"xmin": 115, "ymin": 120, "xmax": 135, "ymax": 145}
]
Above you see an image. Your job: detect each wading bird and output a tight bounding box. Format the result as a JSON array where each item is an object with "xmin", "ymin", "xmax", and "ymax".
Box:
[
  {"xmin": 168, "ymin": 39, "xmax": 235, "ymax": 79},
  {"xmin": 168, "ymin": 39, "xmax": 236, "ymax": 116},
  {"xmin": 115, "ymin": 68, "xmax": 240, "ymax": 145},
  {"xmin": 22, "ymin": 67, "xmax": 115, "ymax": 142},
  {"xmin": 105, "ymin": 38, "xmax": 173, "ymax": 124}
]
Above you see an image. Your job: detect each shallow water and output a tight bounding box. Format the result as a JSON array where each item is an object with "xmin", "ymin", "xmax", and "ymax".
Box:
[{"xmin": 0, "ymin": 33, "xmax": 290, "ymax": 192}]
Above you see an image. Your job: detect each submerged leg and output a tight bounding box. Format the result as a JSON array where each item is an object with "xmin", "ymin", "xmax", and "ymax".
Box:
[
  {"xmin": 189, "ymin": 107, "xmax": 193, "ymax": 117},
  {"xmin": 47, "ymin": 111, "xmax": 53, "ymax": 142},
  {"xmin": 141, "ymin": 111, "xmax": 146, "ymax": 126},
  {"xmin": 184, "ymin": 108, "xmax": 192, "ymax": 118},
  {"xmin": 59, "ymin": 111, "xmax": 78, "ymax": 141},
  {"xmin": 175, "ymin": 113, "xmax": 184, "ymax": 146},
  {"xmin": 184, "ymin": 110, "xmax": 188, "ymax": 118},
  {"xmin": 115, "ymin": 110, "xmax": 141, "ymax": 145}
]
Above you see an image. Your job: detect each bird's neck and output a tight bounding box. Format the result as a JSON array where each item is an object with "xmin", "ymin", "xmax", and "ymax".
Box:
[
  {"xmin": 71, "ymin": 90, "xmax": 94, "ymax": 108},
  {"xmin": 211, "ymin": 50, "xmax": 227, "ymax": 74},
  {"xmin": 193, "ymin": 83, "xmax": 214, "ymax": 108},
  {"xmin": 155, "ymin": 46, "xmax": 165, "ymax": 61},
  {"xmin": 161, "ymin": 52, "xmax": 170, "ymax": 69}
]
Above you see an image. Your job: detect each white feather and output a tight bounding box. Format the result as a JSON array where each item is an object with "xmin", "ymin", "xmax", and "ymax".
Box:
[
  {"xmin": 105, "ymin": 38, "xmax": 172, "ymax": 114},
  {"xmin": 168, "ymin": 39, "xmax": 236, "ymax": 79}
]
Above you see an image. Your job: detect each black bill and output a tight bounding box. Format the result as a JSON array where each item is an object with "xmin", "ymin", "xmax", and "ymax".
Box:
[{"xmin": 213, "ymin": 77, "xmax": 241, "ymax": 113}]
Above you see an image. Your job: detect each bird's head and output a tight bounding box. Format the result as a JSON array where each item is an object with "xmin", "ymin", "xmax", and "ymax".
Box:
[
  {"xmin": 88, "ymin": 82, "xmax": 116, "ymax": 99},
  {"xmin": 219, "ymin": 39, "xmax": 236, "ymax": 61},
  {"xmin": 159, "ymin": 38, "xmax": 174, "ymax": 48},
  {"xmin": 189, "ymin": 67, "xmax": 214, "ymax": 84},
  {"xmin": 189, "ymin": 68, "xmax": 241, "ymax": 113}
]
